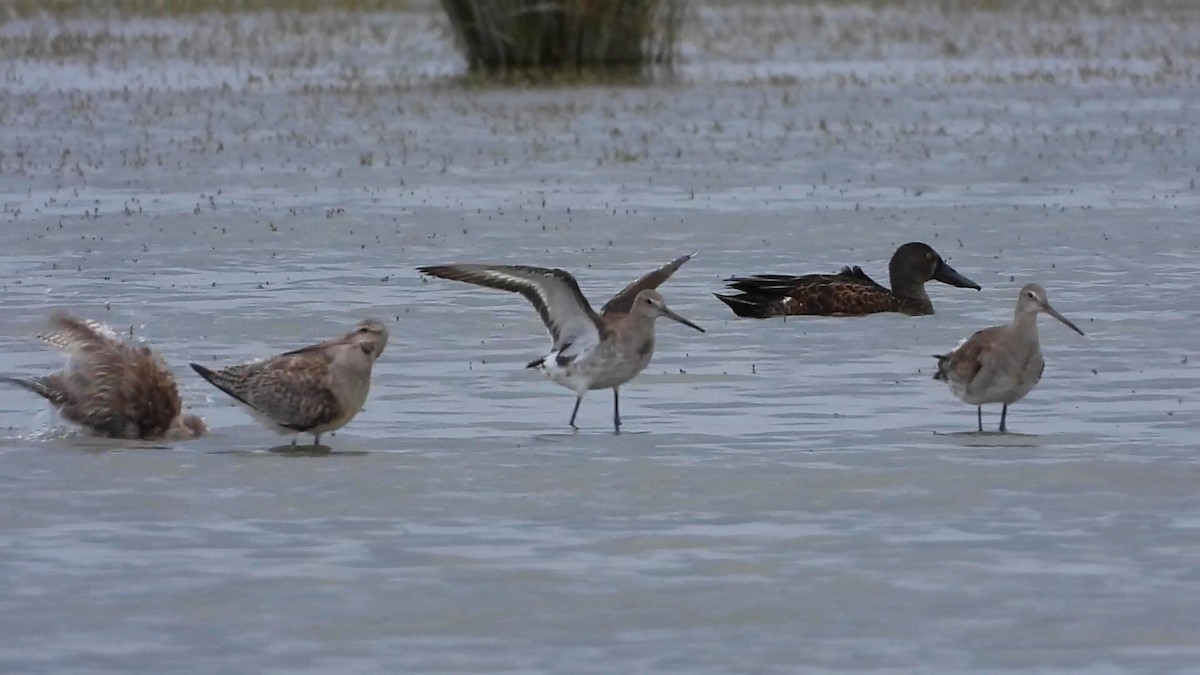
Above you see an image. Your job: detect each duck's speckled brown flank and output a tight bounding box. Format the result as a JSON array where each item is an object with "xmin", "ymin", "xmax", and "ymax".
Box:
[{"xmin": 714, "ymin": 242, "xmax": 980, "ymax": 318}]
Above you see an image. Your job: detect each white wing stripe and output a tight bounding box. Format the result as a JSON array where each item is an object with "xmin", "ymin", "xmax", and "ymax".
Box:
[{"xmin": 419, "ymin": 264, "xmax": 603, "ymax": 352}]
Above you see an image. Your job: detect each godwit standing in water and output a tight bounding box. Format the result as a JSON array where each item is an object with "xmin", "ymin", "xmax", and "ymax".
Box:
[
  {"xmin": 933, "ymin": 283, "xmax": 1084, "ymax": 432},
  {"xmin": 715, "ymin": 242, "xmax": 980, "ymax": 318},
  {"xmin": 418, "ymin": 254, "xmax": 704, "ymax": 432},
  {"xmin": 190, "ymin": 319, "xmax": 388, "ymax": 446},
  {"xmin": 1, "ymin": 312, "xmax": 207, "ymax": 440}
]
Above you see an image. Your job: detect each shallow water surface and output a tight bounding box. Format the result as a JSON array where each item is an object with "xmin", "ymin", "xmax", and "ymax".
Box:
[{"xmin": 0, "ymin": 2, "xmax": 1198, "ymax": 672}]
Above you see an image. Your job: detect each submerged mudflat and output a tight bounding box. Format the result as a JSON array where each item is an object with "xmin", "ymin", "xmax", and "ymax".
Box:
[{"xmin": 0, "ymin": 1, "xmax": 1198, "ymax": 671}]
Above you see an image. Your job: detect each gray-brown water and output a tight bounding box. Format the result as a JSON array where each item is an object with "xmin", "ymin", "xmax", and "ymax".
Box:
[{"xmin": 1, "ymin": 2, "xmax": 1198, "ymax": 671}]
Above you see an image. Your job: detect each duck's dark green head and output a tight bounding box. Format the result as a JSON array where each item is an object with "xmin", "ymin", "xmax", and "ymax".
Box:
[{"xmin": 890, "ymin": 242, "xmax": 981, "ymax": 292}]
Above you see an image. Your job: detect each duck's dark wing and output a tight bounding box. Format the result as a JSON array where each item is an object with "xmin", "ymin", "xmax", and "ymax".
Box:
[{"xmin": 722, "ymin": 266, "xmax": 883, "ymax": 294}]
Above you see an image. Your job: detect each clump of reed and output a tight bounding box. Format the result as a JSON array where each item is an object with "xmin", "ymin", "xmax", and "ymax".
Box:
[{"xmin": 439, "ymin": 0, "xmax": 684, "ymax": 72}]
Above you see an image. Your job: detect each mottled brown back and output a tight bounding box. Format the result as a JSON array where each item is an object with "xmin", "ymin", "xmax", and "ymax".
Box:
[
  {"xmin": 192, "ymin": 351, "xmax": 340, "ymax": 432},
  {"xmin": 937, "ymin": 327, "xmax": 1002, "ymax": 382}
]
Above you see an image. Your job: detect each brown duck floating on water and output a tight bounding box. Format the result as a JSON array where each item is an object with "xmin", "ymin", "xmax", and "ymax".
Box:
[
  {"xmin": 1, "ymin": 312, "xmax": 207, "ymax": 440},
  {"xmin": 714, "ymin": 242, "xmax": 981, "ymax": 318}
]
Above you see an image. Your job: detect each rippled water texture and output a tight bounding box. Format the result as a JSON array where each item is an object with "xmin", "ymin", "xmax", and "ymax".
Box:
[{"xmin": 1, "ymin": 1, "xmax": 1198, "ymax": 671}]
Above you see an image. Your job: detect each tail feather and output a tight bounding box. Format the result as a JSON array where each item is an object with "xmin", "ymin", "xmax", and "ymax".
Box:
[
  {"xmin": 189, "ymin": 362, "xmax": 216, "ymax": 381},
  {"xmin": 1, "ymin": 375, "xmax": 70, "ymax": 406},
  {"xmin": 714, "ymin": 293, "xmax": 773, "ymax": 319},
  {"xmin": 190, "ymin": 363, "xmax": 253, "ymax": 407},
  {"xmin": 932, "ymin": 354, "xmax": 950, "ymax": 380}
]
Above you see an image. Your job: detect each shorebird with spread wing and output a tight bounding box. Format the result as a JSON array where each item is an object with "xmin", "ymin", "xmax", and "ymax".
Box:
[{"xmin": 418, "ymin": 254, "xmax": 704, "ymax": 432}]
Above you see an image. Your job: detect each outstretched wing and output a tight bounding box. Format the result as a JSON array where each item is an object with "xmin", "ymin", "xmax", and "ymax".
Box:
[
  {"xmin": 38, "ymin": 312, "xmax": 125, "ymax": 356},
  {"xmin": 418, "ymin": 264, "xmax": 604, "ymax": 352},
  {"xmin": 601, "ymin": 253, "xmax": 694, "ymax": 317}
]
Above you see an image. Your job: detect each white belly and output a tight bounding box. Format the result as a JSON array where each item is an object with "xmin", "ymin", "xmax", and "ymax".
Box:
[
  {"xmin": 959, "ymin": 350, "xmax": 1044, "ymax": 405},
  {"xmin": 535, "ymin": 337, "xmax": 655, "ymax": 394}
]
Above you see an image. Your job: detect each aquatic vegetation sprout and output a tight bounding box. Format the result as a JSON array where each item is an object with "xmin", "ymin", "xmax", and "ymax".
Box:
[{"xmin": 439, "ymin": 0, "xmax": 684, "ymax": 71}]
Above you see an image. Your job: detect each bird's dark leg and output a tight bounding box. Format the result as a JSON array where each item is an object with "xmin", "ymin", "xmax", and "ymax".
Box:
[
  {"xmin": 568, "ymin": 395, "xmax": 582, "ymax": 430},
  {"xmin": 292, "ymin": 436, "xmax": 298, "ymax": 446},
  {"xmin": 977, "ymin": 406, "xmax": 983, "ymax": 433},
  {"xmin": 999, "ymin": 405, "xmax": 1008, "ymax": 433},
  {"xmin": 314, "ymin": 433, "xmax": 322, "ymax": 446},
  {"xmin": 613, "ymin": 388, "xmax": 621, "ymax": 433}
]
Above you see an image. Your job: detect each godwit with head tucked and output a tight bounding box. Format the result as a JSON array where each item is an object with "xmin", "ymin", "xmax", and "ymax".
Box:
[
  {"xmin": 933, "ymin": 283, "xmax": 1084, "ymax": 433},
  {"xmin": 418, "ymin": 254, "xmax": 704, "ymax": 432},
  {"xmin": 191, "ymin": 319, "xmax": 388, "ymax": 446}
]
